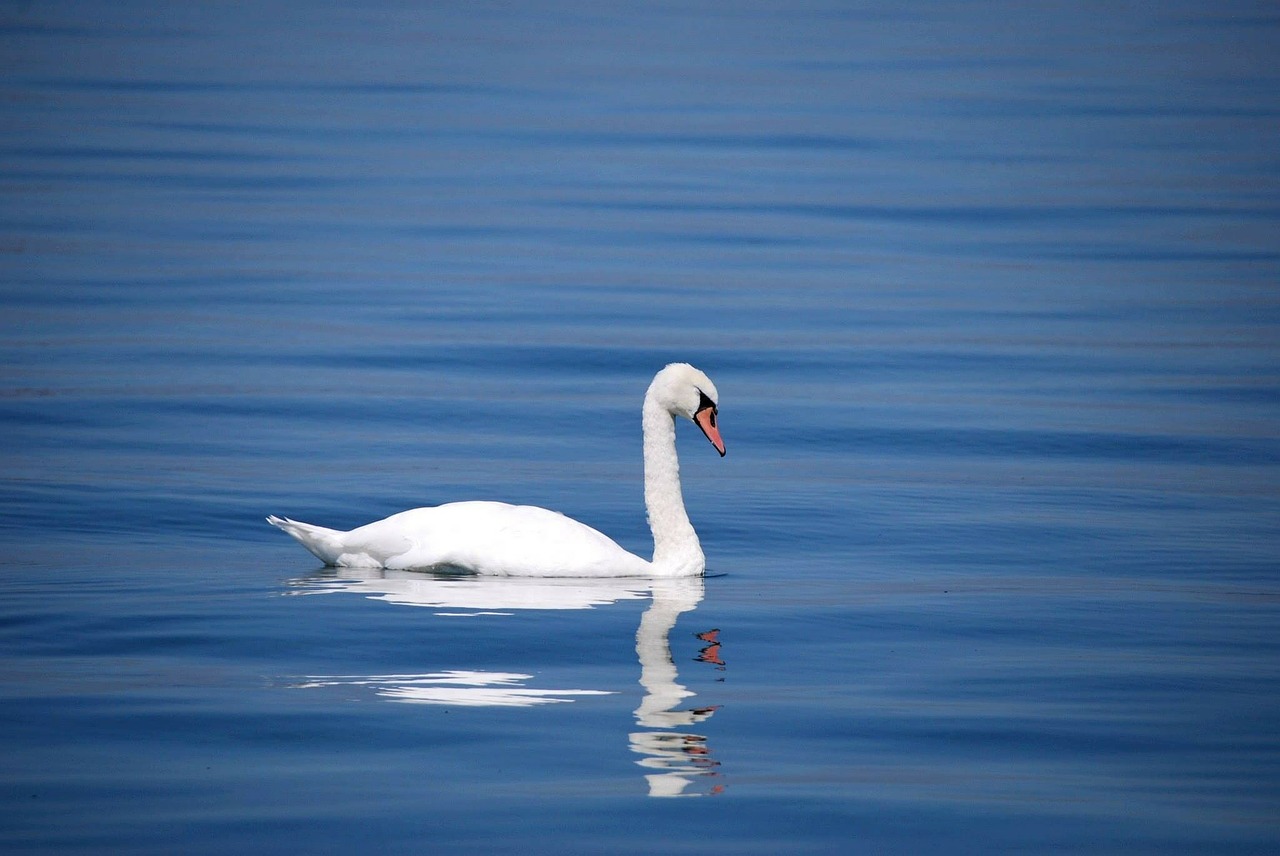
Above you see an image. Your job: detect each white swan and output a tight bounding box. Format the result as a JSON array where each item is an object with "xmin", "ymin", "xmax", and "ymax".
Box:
[{"xmin": 268, "ymin": 362, "xmax": 725, "ymax": 577}]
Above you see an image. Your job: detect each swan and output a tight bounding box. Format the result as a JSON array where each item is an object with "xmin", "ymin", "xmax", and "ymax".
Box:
[{"xmin": 267, "ymin": 362, "xmax": 725, "ymax": 577}]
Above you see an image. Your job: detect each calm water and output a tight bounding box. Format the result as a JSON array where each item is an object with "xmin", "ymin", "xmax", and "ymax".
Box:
[{"xmin": 2, "ymin": 2, "xmax": 1279, "ymax": 853}]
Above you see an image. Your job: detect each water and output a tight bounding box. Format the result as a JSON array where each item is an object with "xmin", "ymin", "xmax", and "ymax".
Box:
[{"xmin": 2, "ymin": 1, "xmax": 1278, "ymax": 853}]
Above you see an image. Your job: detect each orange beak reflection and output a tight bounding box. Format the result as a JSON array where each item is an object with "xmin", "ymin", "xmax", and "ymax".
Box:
[{"xmin": 694, "ymin": 406, "xmax": 726, "ymax": 457}]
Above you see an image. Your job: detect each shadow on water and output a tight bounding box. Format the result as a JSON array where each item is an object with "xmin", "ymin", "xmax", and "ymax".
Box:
[{"xmin": 284, "ymin": 570, "xmax": 725, "ymax": 797}]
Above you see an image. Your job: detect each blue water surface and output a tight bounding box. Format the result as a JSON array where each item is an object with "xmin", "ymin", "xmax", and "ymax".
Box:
[{"xmin": 2, "ymin": 2, "xmax": 1278, "ymax": 853}]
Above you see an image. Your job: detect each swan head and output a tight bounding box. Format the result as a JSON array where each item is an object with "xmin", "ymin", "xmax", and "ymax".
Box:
[{"xmin": 648, "ymin": 362, "xmax": 725, "ymax": 457}]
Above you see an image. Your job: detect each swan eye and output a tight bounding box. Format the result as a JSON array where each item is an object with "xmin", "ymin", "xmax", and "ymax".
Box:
[{"xmin": 696, "ymin": 389, "xmax": 717, "ymax": 420}]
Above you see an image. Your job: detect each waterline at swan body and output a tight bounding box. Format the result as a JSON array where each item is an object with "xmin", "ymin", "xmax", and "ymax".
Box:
[{"xmin": 268, "ymin": 363, "xmax": 725, "ymax": 577}]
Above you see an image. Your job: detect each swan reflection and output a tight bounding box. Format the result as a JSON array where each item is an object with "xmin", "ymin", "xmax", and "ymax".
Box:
[
  {"xmin": 287, "ymin": 569, "xmax": 724, "ymax": 796},
  {"xmin": 629, "ymin": 577, "xmax": 724, "ymax": 796},
  {"xmin": 290, "ymin": 570, "xmax": 651, "ymax": 613},
  {"xmin": 295, "ymin": 670, "xmax": 612, "ymax": 707}
]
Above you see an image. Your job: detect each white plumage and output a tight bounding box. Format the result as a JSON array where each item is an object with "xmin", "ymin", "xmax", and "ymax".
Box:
[{"xmin": 268, "ymin": 363, "xmax": 725, "ymax": 577}]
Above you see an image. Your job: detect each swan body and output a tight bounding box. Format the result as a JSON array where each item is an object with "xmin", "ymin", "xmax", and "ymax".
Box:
[{"xmin": 269, "ymin": 363, "xmax": 725, "ymax": 577}]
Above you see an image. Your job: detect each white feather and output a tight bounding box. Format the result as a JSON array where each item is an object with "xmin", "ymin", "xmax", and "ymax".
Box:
[{"xmin": 268, "ymin": 363, "xmax": 723, "ymax": 577}]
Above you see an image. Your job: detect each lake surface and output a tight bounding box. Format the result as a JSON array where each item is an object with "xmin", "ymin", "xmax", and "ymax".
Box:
[{"xmin": 2, "ymin": 2, "xmax": 1278, "ymax": 853}]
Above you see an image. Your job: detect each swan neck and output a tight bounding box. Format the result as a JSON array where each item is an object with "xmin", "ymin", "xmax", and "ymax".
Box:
[{"xmin": 642, "ymin": 397, "xmax": 704, "ymax": 576}]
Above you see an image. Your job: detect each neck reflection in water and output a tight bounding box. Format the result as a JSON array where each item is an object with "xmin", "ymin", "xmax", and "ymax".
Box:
[
  {"xmin": 630, "ymin": 578, "xmax": 724, "ymax": 797},
  {"xmin": 286, "ymin": 570, "xmax": 725, "ymax": 797}
]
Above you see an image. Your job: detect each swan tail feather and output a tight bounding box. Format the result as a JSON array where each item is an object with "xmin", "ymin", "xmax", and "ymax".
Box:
[{"xmin": 267, "ymin": 515, "xmax": 346, "ymax": 565}]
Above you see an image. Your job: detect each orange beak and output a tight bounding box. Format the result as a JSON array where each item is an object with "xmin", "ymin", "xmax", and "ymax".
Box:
[{"xmin": 694, "ymin": 406, "xmax": 726, "ymax": 457}]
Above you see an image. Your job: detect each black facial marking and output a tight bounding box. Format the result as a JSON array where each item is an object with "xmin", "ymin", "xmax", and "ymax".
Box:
[{"xmin": 696, "ymin": 389, "xmax": 716, "ymax": 419}]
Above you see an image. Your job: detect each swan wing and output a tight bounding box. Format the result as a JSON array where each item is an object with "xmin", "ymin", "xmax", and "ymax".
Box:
[{"xmin": 337, "ymin": 501, "xmax": 653, "ymax": 577}]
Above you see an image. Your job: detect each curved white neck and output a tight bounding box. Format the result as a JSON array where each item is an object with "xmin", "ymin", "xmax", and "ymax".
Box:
[{"xmin": 642, "ymin": 397, "xmax": 705, "ymax": 576}]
